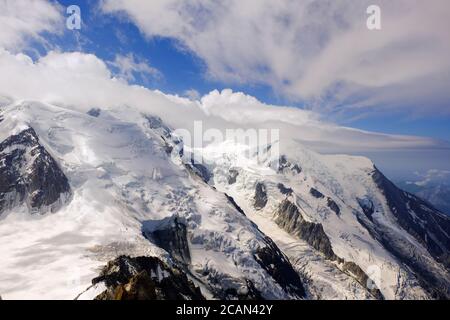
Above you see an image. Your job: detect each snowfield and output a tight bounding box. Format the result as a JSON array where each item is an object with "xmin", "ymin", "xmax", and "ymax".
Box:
[{"xmin": 0, "ymin": 99, "xmax": 448, "ymax": 300}]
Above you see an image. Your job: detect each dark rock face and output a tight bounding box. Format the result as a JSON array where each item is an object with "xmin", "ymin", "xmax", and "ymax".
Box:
[
  {"xmin": 142, "ymin": 216, "xmax": 191, "ymax": 265},
  {"xmin": 213, "ymin": 280, "xmax": 263, "ymax": 300},
  {"xmin": 225, "ymin": 194, "xmax": 246, "ymax": 216},
  {"xmin": 188, "ymin": 162, "xmax": 212, "ymax": 183},
  {"xmin": 275, "ymin": 200, "xmax": 384, "ymax": 299},
  {"xmin": 341, "ymin": 261, "xmax": 383, "ymax": 300},
  {"xmin": 93, "ymin": 256, "xmax": 205, "ymax": 300},
  {"xmin": 0, "ymin": 127, "xmax": 71, "ymax": 215},
  {"xmin": 254, "ymin": 182, "xmax": 268, "ymax": 210},
  {"xmin": 227, "ymin": 169, "xmax": 239, "ymax": 184},
  {"xmin": 372, "ymin": 168, "xmax": 450, "ymax": 268},
  {"xmin": 310, "ymin": 188, "xmax": 325, "ymax": 199},
  {"xmin": 255, "ymin": 237, "xmax": 306, "ymax": 298},
  {"xmin": 143, "ymin": 114, "xmax": 183, "ymax": 156},
  {"xmin": 357, "ymin": 197, "xmax": 375, "ymax": 222},
  {"xmin": 275, "ymin": 200, "xmax": 335, "ymax": 260},
  {"xmin": 326, "ymin": 198, "xmax": 340, "ymax": 216},
  {"xmin": 278, "ymin": 155, "xmax": 302, "ymax": 174},
  {"xmin": 87, "ymin": 108, "xmax": 101, "ymax": 117},
  {"xmin": 277, "ymin": 183, "xmax": 293, "ymax": 196}
]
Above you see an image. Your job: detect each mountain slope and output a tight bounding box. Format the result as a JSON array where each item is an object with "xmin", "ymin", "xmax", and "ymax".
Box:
[
  {"xmin": 198, "ymin": 138, "xmax": 450, "ymax": 299},
  {"xmin": 0, "ymin": 100, "xmax": 449, "ymax": 300},
  {"xmin": 0, "ymin": 101, "xmax": 307, "ymax": 300}
]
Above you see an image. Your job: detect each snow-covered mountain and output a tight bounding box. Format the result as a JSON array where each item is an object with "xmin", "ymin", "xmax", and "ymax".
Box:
[
  {"xmin": 0, "ymin": 99, "xmax": 449, "ymax": 300},
  {"xmin": 397, "ymin": 181, "xmax": 450, "ymax": 217}
]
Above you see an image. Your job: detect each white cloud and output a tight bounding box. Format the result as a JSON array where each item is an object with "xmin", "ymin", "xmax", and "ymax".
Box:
[
  {"xmin": 0, "ymin": 48, "xmax": 448, "ymax": 178},
  {"xmin": 183, "ymin": 89, "xmax": 201, "ymax": 101},
  {"xmin": 412, "ymin": 169, "xmax": 450, "ymax": 187},
  {"xmin": 0, "ymin": 48, "xmax": 446, "ymax": 152},
  {"xmin": 101, "ymin": 0, "xmax": 450, "ymax": 116},
  {"xmin": 109, "ymin": 53, "xmax": 162, "ymax": 82},
  {"xmin": 0, "ymin": 0, "xmax": 63, "ymax": 51}
]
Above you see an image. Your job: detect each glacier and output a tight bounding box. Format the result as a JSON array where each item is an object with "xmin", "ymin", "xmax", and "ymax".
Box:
[{"xmin": 0, "ymin": 98, "xmax": 449, "ymax": 300}]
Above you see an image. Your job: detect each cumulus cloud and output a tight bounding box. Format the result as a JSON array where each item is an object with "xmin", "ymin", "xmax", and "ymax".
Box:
[
  {"xmin": 109, "ymin": 53, "xmax": 162, "ymax": 82},
  {"xmin": 100, "ymin": 0, "xmax": 450, "ymax": 116},
  {"xmin": 183, "ymin": 89, "xmax": 201, "ymax": 101},
  {"xmin": 0, "ymin": 0, "xmax": 63, "ymax": 51}
]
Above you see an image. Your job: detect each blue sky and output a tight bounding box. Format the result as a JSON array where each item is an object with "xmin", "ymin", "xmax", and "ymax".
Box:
[
  {"xmin": 53, "ymin": 0, "xmax": 282, "ymax": 103},
  {"xmin": 1, "ymin": 0, "xmax": 449, "ymax": 182},
  {"xmin": 45, "ymin": 0, "xmax": 450, "ymax": 142}
]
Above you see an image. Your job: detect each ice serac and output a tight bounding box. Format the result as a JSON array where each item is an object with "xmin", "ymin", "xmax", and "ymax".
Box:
[
  {"xmin": 90, "ymin": 256, "xmax": 205, "ymax": 300},
  {"xmin": 0, "ymin": 127, "xmax": 71, "ymax": 215}
]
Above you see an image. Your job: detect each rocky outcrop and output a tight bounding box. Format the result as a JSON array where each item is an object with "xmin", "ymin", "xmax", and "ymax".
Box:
[
  {"xmin": 142, "ymin": 216, "xmax": 191, "ymax": 264},
  {"xmin": 275, "ymin": 200, "xmax": 384, "ymax": 299},
  {"xmin": 254, "ymin": 182, "xmax": 268, "ymax": 210},
  {"xmin": 87, "ymin": 108, "xmax": 101, "ymax": 117},
  {"xmin": 277, "ymin": 155, "xmax": 301, "ymax": 174},
  {"xmin": 0, "ymin": 127, "xmax": 71, "ymax": 215},
  {"xmin": 310, "ymin": 188, "xmax": 325, "ymax": 199},
  {"xmin": 143, "ymin": 114, "xmax": 183, "ymax": 156},
  {"xmin": 92, "ymin": 256, "xmax": 205, "ymax": 300},
  {"xmin": 277, "ymin": 183, "xmax": 293, "ymax": 196},
  {"xmin": 275, "ymin": 200, "xmax": 335, "ymax": 260},
  {"xmin": 341, "ymin": 261, "xmax": 383, "ymax": 300},
  {"xmin": 255, "ymin": 237, "xmax": 306, "ymax": 298},
  {"xmin": 357, "ymin": 197, "xmax": 375, "ymax": 222},
  {"xmin": 225, "ymin": 194, "xmax": 246, "ymax": 215},
  {"xmin": 326, "ymin": 198, "xmax": 340, "ymax": 216},
  {"xmin": 227, "ymin": 169, "xmax": 239, "ymax": 184},
  {"xmin": 213, "ymin": 280, "xmax": 264, "ymax": 300},
  {"xmin": 188, "ymin": 161, "xmax": 212, "ymax": 183}
]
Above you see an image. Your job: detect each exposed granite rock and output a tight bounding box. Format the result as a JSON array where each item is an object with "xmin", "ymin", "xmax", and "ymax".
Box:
[
  {"xmin": 143, "ymin": 114, "xmax": 183, "ymax": 156},
  {"xmin": 275, "ymin": 200, "xmax": 335, "ymax": 260},
  {"xmin": 326, "ymin": 198, "xmax": 340, "ymax": 216},
  {"xmin": 93, "ymin": 256, "xmax": 205, "ymax": 300},
  {"xmin": 277, "ymin": 155, "xmax": 302, "ymax": 174},
  {"xmin": 142, "ymin": 216, "xmax": 191, "ymax": 265},
  {"xmin": 0, "ymin": 127, "xmax": 71, "ymax": 215},
  {"xmin": 219, "ymin": 280, "xmax": 264, "ymax": 300},
  {"xmin": 341, "ymin": 261, "xmax": 384, "ymax": 300},
  {"xmin": 186, "ymin": 161, "xmax": 212, "ymax": 183},
  {"xmin": 255, "ymin": 236, "xmax": 306, "ymax": 298},
  {"xmin": 225, "ymin": 194, "xmax": 246, "ymax": 216},
  {"xmin": 277, "ymin": 183, "xmax": 293, "ymax": 196},
  {"xmin": 227, "ymin": 169, "xmax": 239, "ymax": 184},
  {"xmin": 310, "ymin": 188, "xmax": 325, "ymax": 199},
  {"xmin": 357, "ymin": 197, "xmax": 375, "ymax": 222},
  {"xmin": 87, "ymin": 108, "xmax": 101, "ymax": 117},
  {"xmin": 275, "ymin": 200, "xmax": 384, "ymax": 299},
  {"xmin": 254, "ymin": 182, "xmax": 268, "ymax": 210}
]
